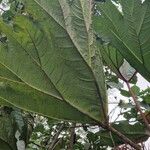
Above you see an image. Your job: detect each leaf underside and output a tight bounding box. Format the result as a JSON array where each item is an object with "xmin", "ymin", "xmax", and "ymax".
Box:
[{"xmin": 0, "ymin": 0, "xmax": 107, "ymax": 123}]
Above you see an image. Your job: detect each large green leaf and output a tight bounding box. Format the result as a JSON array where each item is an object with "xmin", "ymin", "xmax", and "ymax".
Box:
[
  {"xmin": 94, "ymin": 0, "xmax": 150, "ymax": 82},
  {"xmin": 0, "ymin": 0, "xmax": 107, "ymax": 123}
]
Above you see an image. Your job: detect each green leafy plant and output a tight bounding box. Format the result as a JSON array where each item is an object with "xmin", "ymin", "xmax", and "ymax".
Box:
[{"xmin": 0, "ymin": 0, "xmax": 150, "ymax": 149}]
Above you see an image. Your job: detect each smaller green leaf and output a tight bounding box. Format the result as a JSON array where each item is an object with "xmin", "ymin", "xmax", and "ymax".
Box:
[
  {"xmin": 11, "ymin": 110, "xmax": 24, "ymax": 131},
  {"xmin": 119, "ymin": 101, "xmax": 134, "ymax": 109},
  {"xmin": 2, "ymin": 10, "xmax": 14, "ymax": 23},
  {"xmin": 120, "ymin": 89, "xmax": 130, "ymax": 97},
  {"xmin": 131, "ymin": 85, "xmax": 140, "ymax": 96},
  {"xmin": 124, "ymin": 112, "xmax": 133, "ymax": 120},
  {"xmin": 34, "ymin": 124, "xmax": 45, "ymax": 133},
  {"xmin": 143, "ymin": 95, "xmax": 150, "ymax": 104},
  {"xmin": 129, "ymin": 75, "xmax": 138, "ymax": 84}
]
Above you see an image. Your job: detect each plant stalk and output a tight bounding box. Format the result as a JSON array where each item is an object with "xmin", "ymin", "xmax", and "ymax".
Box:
[
  {"xmin": 126, "ymin": 81, "xmax": 150, "ymax": 131},
  {"xmin": 47, "ymin": 123, "xmax": 65, "ymax": 150},
  {"xmin": 67, "ymin": 123, "xmax": 76, "ymax": 150},
  {"xmin": 99, "ymin": 122, "xmax": 141, "ymax": 150}
]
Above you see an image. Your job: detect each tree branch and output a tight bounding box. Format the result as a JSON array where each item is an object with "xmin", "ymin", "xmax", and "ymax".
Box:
[
  {"xmin": 47, "ymin": 123, "xmax": 65, "ymax": 150},
  {"xmin": 98, "ymin": 122, "xmax": 141, "ymax": 150},
  {"xmin": 67, "ymin": 123, "xmax": 76, "ymax": 150},
  {"xmin": 126, "ymin": 81, "xmax": 150, "ymax": 131},
  {"xmin": 0, "ymin": 7, "xmax": 6, "ymax": 12}
]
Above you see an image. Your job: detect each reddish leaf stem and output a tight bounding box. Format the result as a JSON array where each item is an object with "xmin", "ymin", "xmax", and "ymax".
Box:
[{"xmin": 126, "ymin": 81, "xmax": 150, "ymax": 131}]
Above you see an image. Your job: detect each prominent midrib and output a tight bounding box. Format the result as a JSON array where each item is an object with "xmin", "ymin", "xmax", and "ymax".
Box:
[
  {"xmin": 58, "ymin": 0, "xmax": 92, "ymax": 66},
  {"xmin": 25, "ymin": 28, "xmax": 42, "ymax": 66},
  {"xmin": 77, "ymin": 0, "xmax": 93, "ymax": 66}
]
